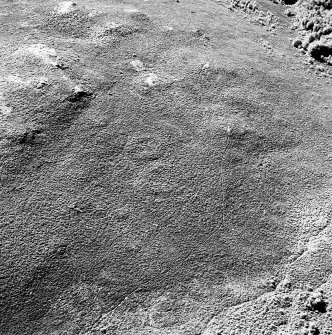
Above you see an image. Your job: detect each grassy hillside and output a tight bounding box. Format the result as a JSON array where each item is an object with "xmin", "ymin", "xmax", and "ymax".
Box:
[{"xmin": 0, "ymin": 1, "xmax": 331, "ymax": 334}]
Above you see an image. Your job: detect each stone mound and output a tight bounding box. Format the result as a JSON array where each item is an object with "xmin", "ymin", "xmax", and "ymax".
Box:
[{"xmin": 290, "ymin": 0, "xmax": 332, "ymax": 63}]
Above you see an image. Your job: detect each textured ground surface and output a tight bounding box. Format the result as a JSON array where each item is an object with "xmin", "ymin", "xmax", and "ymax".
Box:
[{"xmin": 0, "ymin": 0, "xmax": 332, "ymax": 334}]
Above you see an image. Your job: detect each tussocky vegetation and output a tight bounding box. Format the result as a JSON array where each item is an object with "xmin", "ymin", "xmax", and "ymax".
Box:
[{"xmin": 0, "ymin": 0, "xmax": 331, "ymax": 334}]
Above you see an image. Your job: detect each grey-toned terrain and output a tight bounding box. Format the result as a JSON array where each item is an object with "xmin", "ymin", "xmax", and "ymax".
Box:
[{"xmin": 0, "ymin": 0, "xmax": 332, "ymax": 334}]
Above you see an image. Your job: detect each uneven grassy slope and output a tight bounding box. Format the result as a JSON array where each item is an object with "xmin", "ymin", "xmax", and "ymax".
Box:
[{"xmin": 0, "ymin": 0, "xmax": 331, "ymax": 334}]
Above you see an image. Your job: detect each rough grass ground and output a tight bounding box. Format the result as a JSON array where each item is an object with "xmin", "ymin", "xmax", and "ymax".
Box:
[{"xmin": 0, "ymin": 0, "xmax": 332, "ymax": 335}]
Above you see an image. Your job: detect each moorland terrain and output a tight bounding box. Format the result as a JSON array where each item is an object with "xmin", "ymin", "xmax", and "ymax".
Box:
[{"xmin": 1, "ymin": 0, "xmax": 332, "ymax": 334}]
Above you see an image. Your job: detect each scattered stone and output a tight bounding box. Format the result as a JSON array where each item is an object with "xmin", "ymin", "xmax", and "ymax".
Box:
[
  {"xmin": 131, "ymin": 59, "xmax": 145, "ymax": 72},
  {"xmin": 229, "ymin": 2, "xmax": 280, "ymax": 29},
  {"xmin": 36, "ymin": 79, "xmax": 49, "ymax": 89},
  {"xmin": 202, "ymin": 62, "xmax": 210, "ymax": 71},
  {"xmin": 293, "ymin": 37, "xmax": 303, "ymax": 48},
  {"xmin": 308, "ymin": 321, "xmax": 320, "ymax": 335},
  {"xmin": 54, "ymin": 1, "xmax": 79, "ymax": 15},
  {"xmin": 0, "ymin": 92, "xmax": 12, "ymax": 117},
  {"xmin": 20, "ymin": 44, "xmax": 69, "ymax": 69},
  {"xmin": 91, "ymin": 21, "xmax": 140, "ymax": 40},
  {"xmin": 66, "ymin": 85, "xmax": 93, "ymax": 102},
  {"xmin": 25, "ymin": 44, "xmax": 59, "ymax": 67},
  {"xmin": 55, "ymin": 61, "xmax": 68, "ymax": 70},
  {"xmin": 162, "ymin": 26, "xmax": 174, "ymax": 31},
  {"xmin": 277, "ymin": 276, "xmax": 292, "ymax": 291},
  {"xmin": 266, "ymin": 278, "xmax": 277, "ymax": 289},
  {"xmin": 74, "ymin": 85, "xmax": 87, "ymax": 95},
  {"xmin": 13, "ymin": 128, "xmax": 42, "ymax": 145},
  {"xmin": 306, "ymin": 291, "xmax": 328, "ymax": 313},
  {"xmin": 144, "ymin": 73, "xmax": 159, "ymax": 87},
  {"xmin": 315, "ymin": 64, "xmax": 324, "ymax": 71},
  {"xmin": 229, "ymin": 0, "xmax": 259, "ymax": 12},
  {"xmin": 285, "ymin": 8, "xmax": 296, "ymax": 16},
  {"xmin": 0, "ymin": 104, "xmax": 11, "ymax": 117},
  {"xmin": 300, "ymin": 312, "xmax": 308, "ymax": 319}
]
